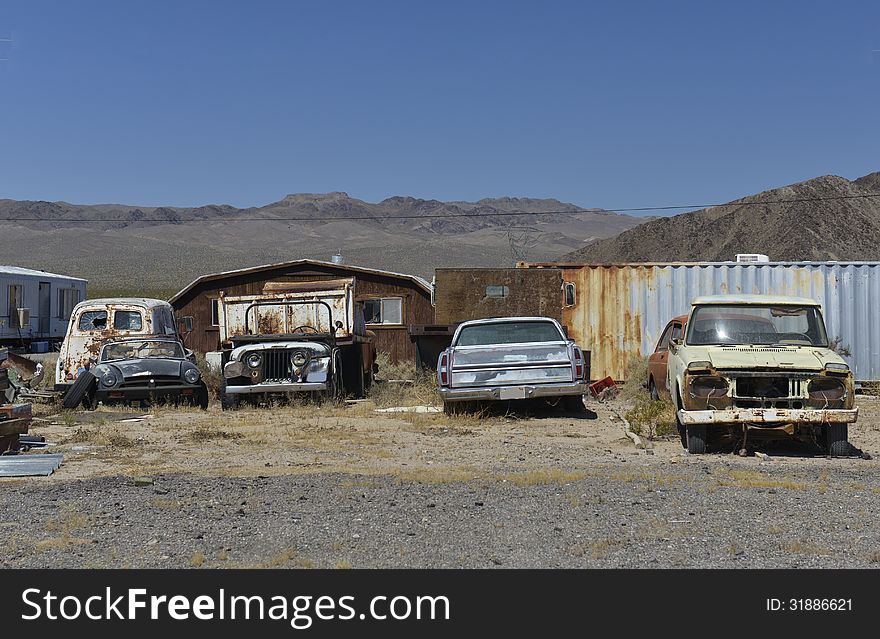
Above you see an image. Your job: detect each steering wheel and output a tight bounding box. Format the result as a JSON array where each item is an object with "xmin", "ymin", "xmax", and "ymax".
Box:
[{"xmin": 292, "ymin": 325, "xmax": 320, "ymax": 334}]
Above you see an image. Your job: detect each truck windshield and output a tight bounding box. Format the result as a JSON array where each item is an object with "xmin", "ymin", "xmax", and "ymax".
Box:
[
  {"xmin": 101, "ymin": 340, "xmax": 184, "ymax": 361},
  {"xmin": 686, "ymin": 305, "xmax": 828, "ymax": 347},
  {"xmin": 456, "ymin": 321, "xmax": 563, "ymax": 346}
]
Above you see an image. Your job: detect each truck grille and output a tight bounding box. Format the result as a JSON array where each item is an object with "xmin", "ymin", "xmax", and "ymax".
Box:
[{"xmin": 261, "ymin": 349, "xmax": 293, "ymax": 382}]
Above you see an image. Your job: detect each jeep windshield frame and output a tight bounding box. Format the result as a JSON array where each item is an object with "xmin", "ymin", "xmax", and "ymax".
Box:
[{"xmin": 685, "ymin": 304, "xmax": 829, "ymax": 347}]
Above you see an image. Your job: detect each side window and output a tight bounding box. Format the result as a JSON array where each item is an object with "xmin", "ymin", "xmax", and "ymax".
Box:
[
  {"xmin": 671, "ymin": 323, "xmax": 683, "ymax": 341},
  {"xmin": 78, "ymin": 310, "xmax": 108, "ymax": 331},
  {"xmin": 114, "ymin": 310, "xmax": 143, "ymax": 331},
  {"xmin": 7, "ymin": 285, "xmax": 23, "ymax": 328},
  {"xmin": 564, "ymin": 282, "xmax": 576, "ymax": 306},
  {"xmin": 485, "ymin": 285, "xmax": 509, "ymax": 298},
  {"xmin": 210, "ymin": 299, "xmax": 220, "ymax": 326},
  {"xmin": 363, "ymin": 298, "xmax": 403, "ymax": 325},
  {"xmin": 57, "ymin": 289, "xmax": 80, "ymax": 320},
  {"xmin": 656, "ymin": 324, "xmax": 674, "ymax": 352}
]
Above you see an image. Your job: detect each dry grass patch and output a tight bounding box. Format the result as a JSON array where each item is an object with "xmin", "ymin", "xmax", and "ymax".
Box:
[
  {"xmin": 570, "ymin": 538, "xmax": 618, "ymax": 560},
  {"xmin": 65, "ymin": 425, "xmax": 138, "ymax": 448},
  {"xmin": 190, "ymin": 551, "xmax": 206, "ymax": 567},
  {"xmin": 334, "ymin": 559, "xmax": 353, "ymax": 569},
  {"xmin": 782, "ymin": 540, "xmax": 832, "ymax": 556},
  {"xmin": 252, "ymin": 548, "xmax": 315, "ymax": 569},
  {"xmin": 38, "ymin": 505, "xmax": 94, "ymax": 552},
  {"xmin": 395, "ymin": 466, "xmax": 487, "ymax": 484},
  {"xmin": 500, "ymin": 468, "xmax": 586, "ymax": 486}
]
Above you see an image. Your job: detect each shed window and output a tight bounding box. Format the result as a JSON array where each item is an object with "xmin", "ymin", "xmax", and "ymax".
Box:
[
  {"xmin": 58, "ymin": 289, "xmax": 80, "ymax": 320},
  {"xmin": 7, "ymin": 285, "xmax": 22, "ymax": 328},
  {"xmin": 114, "ymin": 310, "xmax": 143, "ymax": 330},
  {"xmin": 485, "ymin": 285, "xmax": 509, "ymax": 298},
  {"xmin": 78, "ymin": 310, "xmax": 108, "ymax": 331},
  {"xmin": 564, "ymin": 282, "xmax": 576, "ymax": 306},
  {"xmin": 210, "ymin": 299, "xmax": 220, "ymax": 326},
  {"xmin": 363, "ymin": 298, "xmax": 403, "ymax": 325}
]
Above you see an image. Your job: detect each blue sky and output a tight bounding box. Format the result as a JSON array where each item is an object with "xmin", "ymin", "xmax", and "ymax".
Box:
[{"xmin": 0, "ymin": 1, "xmax": 878, "ymax": 212}]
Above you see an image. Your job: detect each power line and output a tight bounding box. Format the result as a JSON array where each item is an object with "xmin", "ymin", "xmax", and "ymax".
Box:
[{"xmin": 1, "ymin": 192, "xmax": 879, "ymax": 223}]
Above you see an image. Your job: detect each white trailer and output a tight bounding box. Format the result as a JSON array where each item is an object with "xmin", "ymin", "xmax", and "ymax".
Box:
[{"xmin": 0, "ymin": 266, "xmax": 88, "ymax": 347}]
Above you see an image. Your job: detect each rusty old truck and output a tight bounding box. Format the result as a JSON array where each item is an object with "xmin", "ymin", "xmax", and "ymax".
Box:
[
  {"xmin": 0, "ymin": 347, "xmax": 33, "ymax": 453},
  {"xmin": 437, "ymin": 316, "xmax": 589, "ymax": 414},
  {"xmin": 667, "ymin": 294, "xmax": 858, "ymax": 455},
  {"xmin": 55, "ymin": 298, "xmax": 192, "ymax": 403},
  {"xmin": 210, "ymin": 279, "xmax": 376, "ymax": 408}
]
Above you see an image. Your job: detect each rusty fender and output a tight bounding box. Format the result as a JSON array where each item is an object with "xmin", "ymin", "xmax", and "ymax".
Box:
[{"xmin": 677, "ymin": 407, "xmax": 858, "ymax": 425}]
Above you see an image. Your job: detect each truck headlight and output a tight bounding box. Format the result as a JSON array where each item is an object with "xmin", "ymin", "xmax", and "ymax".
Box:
[
  {"xmin": 101, "ymin": 371, "xmax": 118, "ymax": 387},
  {"xmin": 184, "ymin": 368, "xmax": 200, "ymax": 384},
  {"xmin": 688, "ymin": 375, "xmax": 728, "ymax": 398},
  {"xmin": 245, "ymin": 353, "xmax": 262, "ymax": 369},
  {"xmin": 808, "ymin": 377, "xmax": 846, "ymax": 406},
  {"xmin": 291, "ymin": 351, "xmax": 309, "ymax": 367}
]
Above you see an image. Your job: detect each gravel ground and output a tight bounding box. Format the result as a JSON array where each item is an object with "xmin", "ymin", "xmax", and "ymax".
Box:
[{"xmin": 2, "ymin": 396, "xmax": 880, "ymax": 568}]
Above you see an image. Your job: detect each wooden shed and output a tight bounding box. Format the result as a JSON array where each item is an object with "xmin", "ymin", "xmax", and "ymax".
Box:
[{"xmin": 169, "ymin": 259, "xmax": 434, "ymax": 363}]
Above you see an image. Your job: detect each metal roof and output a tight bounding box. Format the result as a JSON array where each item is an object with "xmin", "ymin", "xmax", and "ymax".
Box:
[
  {"xmin": 73, "ymin": 298, "xmax": 171, "ymax": 309},
  {"xmin": 168, "ymin": 259, "xmax": 433, "ymax": 304},
  {"xmin": 0, "ymin": 453, "xmax": 63, "ymax": 477},
  {"xmin": 692, "ymin": 294, "xmax": 820, "ymax": 305},
  {"xmin": 0, "ymin": 265, "xmax": 87, "ymax": 282},
  {"xmin": 520, "ymin": 260, "xmax": 880, "ymax": 268}
]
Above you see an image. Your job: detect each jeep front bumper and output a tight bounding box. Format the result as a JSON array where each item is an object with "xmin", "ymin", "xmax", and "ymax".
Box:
[
  {"xmin": 677, "ymin": 407, "xmax": 858, "ymax": 426},
  {"xmin": 224, "ymin": 382, "xmax": 328, "ymax": 395}
]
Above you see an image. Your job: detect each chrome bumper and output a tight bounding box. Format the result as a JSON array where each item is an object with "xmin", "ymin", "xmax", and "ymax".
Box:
[
  {"xmin": 439, "ymin": 381, "xmax": 586, "ymax": 402},
  {"xmin": 224, "ymin": 382, "xmax": 328, "ymax": 395},
  {"xmin": 677, "ymin": 407, "xmax": 859, "ymax": 425}
]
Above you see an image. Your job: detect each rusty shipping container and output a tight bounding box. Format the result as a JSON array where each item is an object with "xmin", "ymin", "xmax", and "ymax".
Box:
[{"xmin": 520, "ymin": 261, "xmax": 880, "ymax": 383}]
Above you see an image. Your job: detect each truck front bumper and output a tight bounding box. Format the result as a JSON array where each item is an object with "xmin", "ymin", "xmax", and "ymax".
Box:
[
  {"xmin": 439, "ymin": 381, "xmax": 586, "ymax": 403},
  {"xmin": 677, "ymin": 407, "xmax": 859, "ymax": 426},
  {"xmin": 224, "ymin": 382, "xmax": 328, "ymax": 395}
]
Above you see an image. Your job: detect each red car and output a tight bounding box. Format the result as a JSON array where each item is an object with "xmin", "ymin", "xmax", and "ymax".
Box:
[{"xmin": 646, "ymin": 315, "xmax": 687, "ymax": 400}]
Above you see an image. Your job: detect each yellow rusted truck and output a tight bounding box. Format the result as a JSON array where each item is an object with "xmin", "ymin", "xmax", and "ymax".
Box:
[{"xmin": 666, "ymin": 295, "xmax": 857, "ymax": 455}]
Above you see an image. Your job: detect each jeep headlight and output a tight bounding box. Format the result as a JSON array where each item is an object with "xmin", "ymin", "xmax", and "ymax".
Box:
[
  {"xmin": 184, "ymin": 368, "xmax": 200, "ymax": 384},
  {"xmin": 101, "ymin": 370, "xmax": 118, "ymax": 387},
  {"xmin": 291, "ymin": 351, "xmax": 309, "ymax": 367},
  {"xmin": 245, "ymin": 353, "xmax": 262, "ymax": 369}
]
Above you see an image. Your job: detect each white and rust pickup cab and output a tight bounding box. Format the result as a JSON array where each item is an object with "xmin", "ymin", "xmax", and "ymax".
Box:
[
  {"xmin": 55, "ymin": 298, "xmax": 189, "ymax": 394},
  {"xmin": 667, "ymin": 294, "xmax": 857, "ymax": 455},
  {"xmin": 437, "ymin": 316, "xmax": 589, "ymax": 414}
]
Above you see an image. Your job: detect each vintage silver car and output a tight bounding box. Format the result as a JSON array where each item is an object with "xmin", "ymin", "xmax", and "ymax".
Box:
[
  {"xmin": 63, "ymin": 338, "xmax": 208, "ymax": 410},
  {"xmin": 437, "ymin": 316, "xmax": 589, "ymax": 414}
]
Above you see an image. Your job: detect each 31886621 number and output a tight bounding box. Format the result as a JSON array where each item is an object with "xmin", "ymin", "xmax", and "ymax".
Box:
[{"xmin": 767, "ymin": 598, "xmax": 852, "ymax": 612}]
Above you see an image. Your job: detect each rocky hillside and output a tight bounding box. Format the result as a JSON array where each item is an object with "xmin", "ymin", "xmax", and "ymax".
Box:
[
  {"xmin": 0, "ymin": 193, "xmax": 644, "ymax": 295},
  {"xmin": 564, "ymin": 172, "xmax": 880, "ymax": 263}
]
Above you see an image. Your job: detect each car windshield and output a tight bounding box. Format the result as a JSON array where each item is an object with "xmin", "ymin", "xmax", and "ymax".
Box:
[
  {"xmin": 101, "ymin": 340, "xmax": 184, "ymax": 361},
  {"xmin": 686, "ymin": 304, "xmax": 828, "ymax": 347},
  {"xmin": 456, "ymin": 321, "xmax": 563, "ymax": 346}
]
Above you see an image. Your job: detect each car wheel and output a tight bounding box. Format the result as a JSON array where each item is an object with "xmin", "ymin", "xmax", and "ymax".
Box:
[
  {"xmin": 62, "ymin": 371, "xmax": 97, "ymax": 410},
  {"xmin": 195, "ymin": 381, "xmax": 209, "ymax": 410},
  {"xmin": 562, "ymin": 394, "xmax": 586, "ymax": 413},
  {"xmin": 686, "ymin": 424, "xmax": 707, "ymax": 454},
  {"xmin": 824, "ymin": 422, "xmax": 849, "ymax": 457},
  {"xmin": 219, "ymin": 380, "xmax": 239, "ymax": 411}
]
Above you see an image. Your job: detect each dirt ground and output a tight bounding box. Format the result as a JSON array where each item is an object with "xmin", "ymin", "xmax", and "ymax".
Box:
[
  {"xmin": 15, "ymin": 393, "xmax": 880, "ymax": 482},
  {"xmin": 3, "ymin": 392, "xmax": 880, "ymax": 568}
]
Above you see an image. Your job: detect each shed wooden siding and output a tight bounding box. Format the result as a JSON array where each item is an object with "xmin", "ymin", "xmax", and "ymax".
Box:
[
  {"xmin": 434, "ymin": 268, "xmax": 563, "ymax": 324},
  {"xmin": 171, "ymin": 265, "xmax": 433, "ymax": 363}
]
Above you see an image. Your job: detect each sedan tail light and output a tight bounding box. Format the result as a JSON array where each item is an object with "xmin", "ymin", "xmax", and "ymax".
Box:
[
  {"xmin": 573, "ymin": 347, "xmax": 584, "ymax": 379},
  {"xmin": 438, "ymin": 352, "xmax": 449, "ymax": 386}
]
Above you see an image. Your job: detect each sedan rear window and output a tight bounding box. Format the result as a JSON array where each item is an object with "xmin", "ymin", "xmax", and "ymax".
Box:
[{"xmin": 456, "ymin": 321, "xmax": 563, "ymax": 346}]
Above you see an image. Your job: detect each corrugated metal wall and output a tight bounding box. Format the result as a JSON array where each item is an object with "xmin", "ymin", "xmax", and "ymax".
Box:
[{"xmin": 552, "ymin": 262, "xmax": 880, "ymax": 382}]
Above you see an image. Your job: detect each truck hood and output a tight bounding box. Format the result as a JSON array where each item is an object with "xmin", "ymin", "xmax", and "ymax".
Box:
[
  {"xmin": 229, "ymin": 341, "xmax": 331, "ymax": 362},
  {"xmin": 685, "ymin": 345, "xmax": 846, "ymax": 371}
]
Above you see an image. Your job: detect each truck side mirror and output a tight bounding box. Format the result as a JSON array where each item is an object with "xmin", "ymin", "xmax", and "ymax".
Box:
[{"xmin": 669, "ymin": 337, "xmax": 682, "ymax": 351}]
